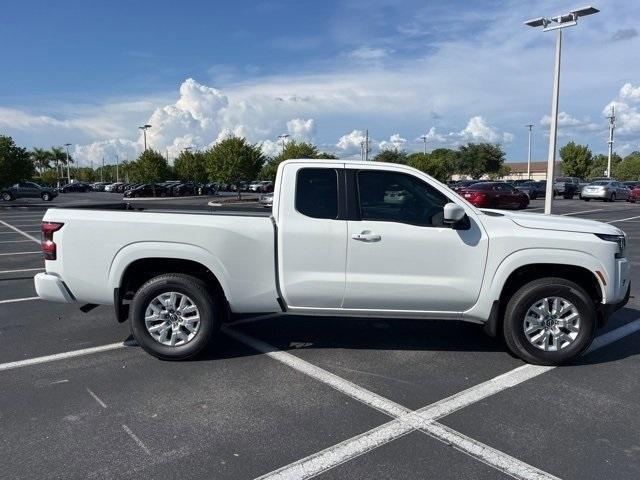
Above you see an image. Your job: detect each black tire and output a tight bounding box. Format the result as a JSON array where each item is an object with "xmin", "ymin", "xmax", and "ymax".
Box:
[
  {"xmin": 41, "ymin": 192, "xmax": 51, "ymax": 201},
  {"xmin": 502, "ymin": 277, "xmax": 596, "ymax": 366},
  {"xmin": 563, "ymin": 193, "xmax": 572, "ymax": 199},
  {"xmin": 129, "ymin": 273, "xmax": 220, "ymax": 360},
  {"xmin": 610, "ymin": 193, "xmax": 616, "ymax": 202},
  {"xmin": 2, "ymin": 192, "xmax": 13, "ymax": 201},
  {"xmin": 583, "ymin": 198, "xmax": 590, "ymax": 202}
]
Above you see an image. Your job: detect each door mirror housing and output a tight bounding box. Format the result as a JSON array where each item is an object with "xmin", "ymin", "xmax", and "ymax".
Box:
[{"xmin": 443, "ymin": 202, "xmax": 469, "ymax": 229}]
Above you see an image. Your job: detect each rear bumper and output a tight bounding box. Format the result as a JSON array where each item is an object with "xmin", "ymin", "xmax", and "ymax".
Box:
[
  {"xmin": 34, "ymin": 273, "xmax": 75, "ymax": 303},
  {"xmin": 581, "ymin": 190, "xmax": 608, "ymax": 199}
]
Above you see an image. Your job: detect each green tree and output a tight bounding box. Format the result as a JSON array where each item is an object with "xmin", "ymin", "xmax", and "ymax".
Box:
[
  {"xmin": 559, "ymin": 141, "xmax": 592, "ymax": 178},
  {"xmin": 174, "ymin": 150, "xmax": 208, "ymax": 183},
  {"xmin": 408, "ymin": 152, "xmax": 455, "ymax": 182},
  {"xmin": 588, "ymin": 153, "xmax": 621, "ymax": 179},
  {"xmin": 205, "ymin": 136, "xmax": 265, "ymax": 198},
  {"xmin": 72, "ymin": 167, "xmax": 96, "ymax": 182},
  {"xmin": 373, "ymin": 149, "xmax": 409, "ymax": 164},
  {"xmin": 31, "ymin": 147, "xmax": 52, "ymax": 174},
  {"xmin": 315, "ymin": 152, "xmax": 339, "ymax": 159},
  {"xmin": 0, "ymin": 136, "xmax": 34, "ymax": 186},
  {"xmin": 39, "ymin": 169, "xmax": 59, "ymax": 186},
  {"xmin": 457, "ymin": 143, "xmax": 505, "ymax": 179},
  {"xmin": 259, "ymin": 140, "xmax": 329, "ymax": 181},
  {"xmin": 613, "ymin": 151, "xmax": 640, "ymax": 180},
  {"xmin": 130, "ymin": 149, "xmax": 170, "ymax": 184}
]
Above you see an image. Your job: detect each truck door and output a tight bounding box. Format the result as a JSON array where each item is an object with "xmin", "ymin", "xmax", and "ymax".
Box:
[
  {"xmin": 277, "ymin": 163, "xmax": 347, "ymax": 308},
  {"xmin": 343, "ymin": 166, "xmax": 488, "ymax": 313}
]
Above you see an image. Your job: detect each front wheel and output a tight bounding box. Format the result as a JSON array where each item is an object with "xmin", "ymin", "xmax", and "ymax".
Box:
[
  {"xmin": 2, "ymin": 192, "xmax": 13, "ymax": 201},
  {"xmin": 129, "ymin": 273, "xmax": 220, "ymax": 360},
  {"xmin": 41, "ymin": 192, "xmax": 52, "ymax": 201},
  {"xmin": 610, "ymin": 193, "xmax": 616, "ymax": 202},
  {"xmin": 502, "ymin": 277, "xmax": 596, "ymax": 365}
]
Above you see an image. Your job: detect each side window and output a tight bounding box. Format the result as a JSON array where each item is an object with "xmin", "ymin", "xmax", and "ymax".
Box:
[
  {"xmin": 357, "ymin": 170, "xmax": 448, "ymax": 227},
  {"xmin": 295, "ymin": 168, "xmax": 338, "ymax": 219}
]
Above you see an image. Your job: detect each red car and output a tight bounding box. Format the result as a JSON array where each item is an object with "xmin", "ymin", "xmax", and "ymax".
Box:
[
  {"xmin": 628, "ymin": 186, "xmax": 640, "ymax": 203},
  {"xmin": 458, "ymin": 182, "xmax": 529, "ymax": 210}
]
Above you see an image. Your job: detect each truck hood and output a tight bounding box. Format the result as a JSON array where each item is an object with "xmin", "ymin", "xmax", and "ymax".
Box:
[{"xmin": 481, "ymin": 209, "xmax": 622, "ymax": 235}]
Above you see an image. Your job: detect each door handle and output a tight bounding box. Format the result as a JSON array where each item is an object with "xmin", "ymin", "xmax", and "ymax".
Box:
[{"xmin": 352, "ymin": 232, "xmax": 381, "ymax": 242}]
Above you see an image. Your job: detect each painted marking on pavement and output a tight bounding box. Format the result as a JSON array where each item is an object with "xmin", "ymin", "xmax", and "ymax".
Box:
[
  {"xmin": 561, "ymin": 208, "xmax": 603, "ymax": 216},
  {"xmin": 122, "ymin": 424, "xmax": 151, "ymax": 455},
  {"xmin": 86, "ymin": 388, "xmax": 108, "ymax": 409},
  {"xmin": 607, "ymin": 215, "xmax": 640, "ymax": 223},
  {"xmin": 0, "ymin": 220, "xmax": 40, "ymax": 243},
  {"xmin": 0, "ymin": 297, "xmax": 40, "ymax": 305},
  {"xmin": 0, "ymin": 251, "xmax": 40, "ymax": 256},
  {"xmin": 0, "ymin": 267, "xmax": 44, "ymax": 274}
]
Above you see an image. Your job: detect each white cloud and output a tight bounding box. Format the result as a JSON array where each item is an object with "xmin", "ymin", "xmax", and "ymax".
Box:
[
  {"xmin": 378, "ymin": 133, "xmax": 407, "ymax": 151},
  {"xmin": 419, "ymin": 117, "xmax": 512, "ymax": 148},
  {"xmin": 348, "ymin": 46, "xmax": 391, "ymax": 61},
  {"xmin": 336, "ymin": 129, "xmax": 366, "ymax": 155},
  {"xmin": 286, "ymin": 118, "xmax": 315, "ymax": 140},
  {"xmin": 72, "ymin": 138, "xmax": 139, "ymax": 167}
]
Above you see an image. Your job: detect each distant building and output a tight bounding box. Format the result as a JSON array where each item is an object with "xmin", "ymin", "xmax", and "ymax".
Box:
[{"xmin": 451, "ymin": 161, "xmax": 563, "ymax": 181}]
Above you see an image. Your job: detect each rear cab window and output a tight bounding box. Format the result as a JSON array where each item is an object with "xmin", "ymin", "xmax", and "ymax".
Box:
[{"xmin": 295, "ymin": 168, "xmax": 339, "ymax": 219}]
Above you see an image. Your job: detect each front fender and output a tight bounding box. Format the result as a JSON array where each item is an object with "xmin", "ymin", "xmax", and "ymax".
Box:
[{"xmin": 107, "ymin": 241, "xmax": 233, "ymax": 304}]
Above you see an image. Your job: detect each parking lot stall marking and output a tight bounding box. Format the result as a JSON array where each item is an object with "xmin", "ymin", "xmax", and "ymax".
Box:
[
  {"xmin": 560, "ymin": 208, "xmax": 604, "ymax": 216},
  {"xmin": 122, "ymin": 424, "xmax": 151, "ymax": 455},
  {"xmin": 86, "ymin": 388, "xmax": 108, "ymax": 409},
  {"xmin": 0, "ymin": 341, "xmax": 131, "ymax": 372},
  {"xmin": 0, "ymin": 230, "xmax": 40, "ymax": 235},
  {"xmin": 0, "ymin": 267, "xmax": 44, "ymax": 274},
  {"xmin": 0, "ymin": 220, "xmax": 40, "ymax": 243},
  {"xmin": 0, "ymin": 296, "xmax": 40, "ymax": 305},
  {"xmin": 607, "ymin": 215, "xmax": 640, "ymax": 224},
  {"xmin": 0, "ymin": 239, "xmax": 33, "ymax": 244},
  {"xmin": 234, "ymin": 318, "xmax": 640, "ymax": 480},
  {"xmin": 0, "ymin": 251, "xmax": 41, "ymax": 256}
]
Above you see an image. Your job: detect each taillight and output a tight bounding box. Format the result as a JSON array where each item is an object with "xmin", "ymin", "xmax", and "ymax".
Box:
[{"xmin": 41, "ymin": 222, "xmax": 64, "ymax": 260}]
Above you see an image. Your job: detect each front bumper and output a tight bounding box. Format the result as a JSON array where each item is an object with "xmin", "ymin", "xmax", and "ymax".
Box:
[{"xmin": 34, "ymin": 273, "xmax": 75, "ymax": 303}]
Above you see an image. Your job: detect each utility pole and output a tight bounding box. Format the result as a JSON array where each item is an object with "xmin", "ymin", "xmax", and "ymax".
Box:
[
  {"xmin": 419, "ymin": 134, "xmax": 428, "ymax": 155},
  {"xmin": 116, "ymin": 155, "xmax": 120, "ymax": 182},
  {"xmin": 360, "ymin": 141, "xmax": 365, "ymax": 161},
  {"xmin": 101, "ymin": 157, "xmax": 104, "ymax": 182},
  {"xmin": 607, "ymin": 106, "xmax": 616, "ymax": 178},
  {"xmin": 64, "ymin": 143, "xmax": 72, "ymax": 183},
  {"xmin": 365, "ymin": 130, "xmax": 370, "ymax": 161},
  {"xmin": 525, "ymin": 124, "xmax": 533, "ymax": 179},
  {"xmin": 139, "ymin": 124, "xmax": 152, "ymax": 150},
  {"xmin": 277, "ymin": 133, "xmax": 289, "ymax": 153},
  {"xmin": 525, "ymin": 6, "xmax": 599, "ymax": 214}
]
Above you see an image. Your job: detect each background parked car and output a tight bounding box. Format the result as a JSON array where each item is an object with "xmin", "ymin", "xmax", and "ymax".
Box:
[
  {"xmin": 123, "ymin": 183, "xmax": 171, "ymax": 198},
  {"xmin": 628, "ymin": 185, "xmax": 640, "ymax": 203},
  {"xmin": 554, "ymin": 176, "xmax": 583, "ymax": 199},
  {"xmin": 458, "ymin": 182, "xmax": 529, "ymax": 209},
  {"xmin": 259, "ymin": 192, "xmax": 274, "ymax": 208},
  {"xmin": 623, "ymin": 181, "xmax": 640, "ymax": 190},
  {"xmin": 514, "ymin": 180, "xmax": 543, "ymax": 199},
  {"xmin": 91, "ymin": 182, "xmax": 110, "ymax": 191},
  {"xmin": 105, "ymin": 182, "xmax": 123, "ymax": 192},
  {"xmin": 58, "ymin": 182, "xmax": 92, "ymax": 193},
  {"xmin": 451, "ymin": 180, "xmax": 486, "ymax": 192},
  {"xmin": 1, "ymin": 181, "xmax": 57, "ymax": 201},
  {"xmin": 581, "ymin": 180, "xmax": 630, "ymax": 202}
]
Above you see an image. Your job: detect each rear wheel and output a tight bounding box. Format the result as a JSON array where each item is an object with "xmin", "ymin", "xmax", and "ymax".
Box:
[
  {"xmin": 41, "ymin": 192, "xmax": 51, "ymax": 201},
  {"xmin": 129, "ymin": 273, "xmax": 220, "ymax": 360},
  {"xmin": 2, "ymin": 192, "xmax": 13, "ymax": 201},
  {"xmin": 611, "ymin": 193, "xmax": 616, "ymax": 202},
  {"xmin": 502, "ymin": 277, "xmax": 596, "ymax": 365}
]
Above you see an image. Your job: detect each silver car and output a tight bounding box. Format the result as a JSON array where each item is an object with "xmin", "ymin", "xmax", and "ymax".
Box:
[
  {"xmin": 259, "ymin": 192, "xmax": 273, "ymax": 208},
  {"xmin": 581, "ymin": 180, "xmax": 630, "ymax": 202}
]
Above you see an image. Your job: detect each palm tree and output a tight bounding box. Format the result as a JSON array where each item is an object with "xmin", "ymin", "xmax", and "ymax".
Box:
[
  {"xmin": 30, "ymin": 148, "xmax": 52, "ymax": 174},
  {"xmin": 50, "ymin": 146, "xmax": 73, "ymax": 183}
]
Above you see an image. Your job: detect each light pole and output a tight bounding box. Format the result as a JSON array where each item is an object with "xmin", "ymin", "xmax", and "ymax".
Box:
[
  {"xmin": 525, "ymin": 124, "xmax": 533, "ymax": 179},
  {"xmin": 365, "ymin": 129, "xmax": 370, "ymax": 161},
  {"xmin": 277, "ymin": 133, "xmax": 289, "ymax": 153},
  {"xmin": 419, "ymin": 134, "xmax": 428, "ymax": 155},
  {"xmin": 64, "ymin": 143, "xmax": 72, "ymax": 183},
  {"xmin": 607, "ymin": 106, "xmax": 616, "ymax": 178},
  {"xmin": 138, "ymin": 124, "xmax": 152, "ymax": 151},
  {"xmin": 525, "ymin": 6, "xmax": 599, "ymax": 214},
  {"xmin": 116, "ymin": 155, "xmax": 120, "ymax": 182}
]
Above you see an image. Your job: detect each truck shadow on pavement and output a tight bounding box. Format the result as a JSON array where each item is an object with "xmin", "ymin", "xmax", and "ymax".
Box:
[{"xmin": 191, "ymin": 306, "xmax": 640, "ymax": 367}]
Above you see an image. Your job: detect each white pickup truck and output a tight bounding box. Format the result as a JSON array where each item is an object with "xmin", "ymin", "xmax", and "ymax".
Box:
[{"xmin": 35, "ymin": 160, "xmax": 630, "ymax": 365}]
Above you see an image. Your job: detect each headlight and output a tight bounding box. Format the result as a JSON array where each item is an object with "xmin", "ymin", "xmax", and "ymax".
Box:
[{"xmin": 595, "ymin": 233, "xmax": 626, "ymax": 258}]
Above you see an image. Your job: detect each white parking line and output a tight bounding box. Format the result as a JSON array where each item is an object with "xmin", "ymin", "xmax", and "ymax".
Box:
[
  {"xmin": 0, "ymin": 297, "xmax": 40, "ymax": 305},
  {"xmin": 0, "ymin": 267, "xmax": 44, "ymax": 274},
  {"xmin": 86, "ymin": 387, "xmax": 108, "ymax": 409},
  {"xmin": 0, "ymin": 230, "xmax": 40, "ymax": 235},
  {"xmin": 0, "ymin": 251, "xmax": 40, "ymax": 256},
  {"xmin": 0, "ymin": 341, "xmax": 132, "ymax": 372},
  {"xmin": 0, "ymin": 239, "xmax": 33, "ymax": 244},
  {"xmin": 561, "ymin": 208, "xmax": 603, "ymax": 216},
  {"xmin": 0, "ymin": 220, "xmax": 40, "ymax": 243},
  {"xmin": 237, "ymin": 318, "xmax": 640, "ymax": 480},
  {"xmin": 122, "ymin": 424, "xmax": 151, "ymax": 455},
  {"xmin": 607, "ymin": 215, "xmax": 640, "ymax": 223}
]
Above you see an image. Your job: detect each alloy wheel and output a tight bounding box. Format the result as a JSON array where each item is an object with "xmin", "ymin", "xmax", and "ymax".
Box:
[
  {"xmin": 144, "ymin": 291, "xmax": 201, "ymax": 346},
  {"xmin": 523, "ymin": 296, "xmax": 580, "ymax": 352}
]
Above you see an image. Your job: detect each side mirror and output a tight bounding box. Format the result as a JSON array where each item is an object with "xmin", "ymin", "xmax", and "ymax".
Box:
[{"xmin": 443, "ymin": 202, "xmax": 469, "ymax": 229}]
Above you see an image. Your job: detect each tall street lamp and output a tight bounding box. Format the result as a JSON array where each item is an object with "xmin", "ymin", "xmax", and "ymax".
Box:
[
  {"xmin": 277, "ymin": 133, "xmax": 289, "ymax": 153},
  {"xmin": 139, "ymin": 124, "xmax": 152, "ymax": 151},
  {"xmin": 525, "ymin": 6, "xmax": 599, "ymax": 214},
  {"xmin": 525, "ymin": 124, "xmax": 533, "ymax": 179},
  {"xmin": 606, "ymin": 106, "xmax": 616, "ymax": 178},
  {"xmin": 64, "ymin": 143, "xmax": 72, "ymax": 183},
  {"xmin": 419, "ymin": 134, "xmax": 428, "ymax": 155}
]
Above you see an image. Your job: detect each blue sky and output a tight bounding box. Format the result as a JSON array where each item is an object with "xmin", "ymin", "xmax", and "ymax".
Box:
[{"xmin": 2, "ymin": 0, "xmax": 640, "ymax": 166}]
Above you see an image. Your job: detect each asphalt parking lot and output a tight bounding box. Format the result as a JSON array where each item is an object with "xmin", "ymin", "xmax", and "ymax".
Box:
[{"xmin": 1, "ymin": 194, "xmax": 639, "ymax": 480}]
